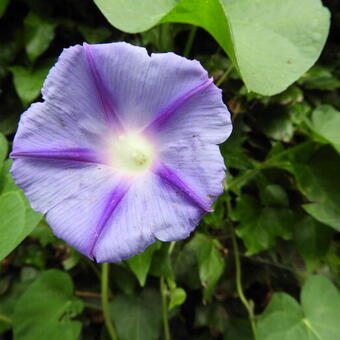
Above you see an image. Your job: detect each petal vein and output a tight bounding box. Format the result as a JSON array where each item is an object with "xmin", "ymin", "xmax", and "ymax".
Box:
[{"xmin": 154, "ymin": 161, "xmax": 212, "ymax": 212}]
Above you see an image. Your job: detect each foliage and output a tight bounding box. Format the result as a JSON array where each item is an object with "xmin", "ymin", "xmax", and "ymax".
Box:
[{"xmin": 0, "ymin": 0, "xmax": 339, "ymax": 339}]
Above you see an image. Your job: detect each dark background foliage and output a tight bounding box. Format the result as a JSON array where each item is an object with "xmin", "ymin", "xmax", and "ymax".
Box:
[{"xmin": 0, "ymin": 0, "xmax": 339, "ymax": 339}]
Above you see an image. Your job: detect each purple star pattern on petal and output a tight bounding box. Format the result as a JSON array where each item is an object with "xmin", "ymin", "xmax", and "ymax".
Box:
[{"xmin": 10, "ymin": 42, "xmax": 232, "ymax": 262}]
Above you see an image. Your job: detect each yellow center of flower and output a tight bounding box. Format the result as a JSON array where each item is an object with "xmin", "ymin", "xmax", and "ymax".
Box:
[{"xmin": 110, "ymin": 133, "xmax": 154, "ymax": 174}]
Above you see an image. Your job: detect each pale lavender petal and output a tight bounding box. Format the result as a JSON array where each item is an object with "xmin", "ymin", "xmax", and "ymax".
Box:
[
  {"xmin": 10, "ymin": 42, "xmax": 232, "ymax": 263},
  {"xmin": 83, "ymin": 43, "xmax": 124, "ymax": 131},
  {"xmin": 45, "ymin": 169, "xmax": 127, "ymax": 256},
  {"xmin": 87, "ymin": 43, "xmax": 211, "ymax": 129},
  {"xmin": 93, "ymin": 173, "xmax": 205, "ymax": 263},
  {"xmin": 152, "ymin": 81, "xmax": 232, "ymax": 146},
  {"xmin": 10, "ymin": 159, "xmax": 111, "ymax": 214},
  {"xmin": 148, "ymin": 79, "xmax": 230, "ymax": 212},
  {"xmin": 11, "ymin": 101, "xmax": 107, "ymax": 159},
  {"xmin": 87, "ymin": 180, "xmax": 132, "ymax": 258},
  {"xmin": 158, "ymin": 141, "xmax": 226, "ymax": 209},
  {"xmin": 143, "ymin": 78, "xmax": 213, "ymax": 134},
  {"xmin": 154, "ymin": 161, "xmax": 212, "ymax": 212},
  {"xmin": 41, "ymin": 44, "xmax": 120, "ymax": 133}
]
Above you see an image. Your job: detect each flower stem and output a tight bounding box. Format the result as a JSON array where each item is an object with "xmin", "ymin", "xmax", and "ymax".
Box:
[
  {"xmin": 230, "ymin": 227, "xmax": 257, "ymax": 339},
  {"xmin": 160, "ymin": 277, "xmax": 171, "ymax": 340},
  {"xmin": 101, "ymin": 263, "xmax": 118, "ymax": 340},
  {"xmin": 226, "ymin": 197, "xmax": 257, "ymax": 338},
  {"xmin": 184, "ymin": 26, "xmax": 198, "ymax": 57},
  {"xmin": 216, "ymin": 64, "xmax": 234, "ymax": 87}
]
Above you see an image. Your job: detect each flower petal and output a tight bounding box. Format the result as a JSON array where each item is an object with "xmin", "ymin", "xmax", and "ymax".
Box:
[
  {"xmin": 10, "ymin": 158, "xmax": 111, "ymax": 214},
  {"xmin": 45, "ymin": 173, "xmax": 129, "ymax": 257},
  {"xmin": 154, "ymin": 161, "xmax": 213, "ymax": 212},
  {"xmin": 41, "ymin": 44, "xmax": 118, "ymax": 135},
  {"xmin": 12, "ymin": 100, "xmax": 108, "ymax": 159},
  {"xmin": 158, "ymin": 140, "xmax": 226, "ymax": 208},
  {"xmin": 151, "ymin": 81, "xmax": 232, "ymax": 146},
  {"xmin": 87, "ymin": 43, "xmax": 211, "ymax": 129},
  {"xmin": 93, "ymin": 173, "xmax": 205, "ymax": 263}
]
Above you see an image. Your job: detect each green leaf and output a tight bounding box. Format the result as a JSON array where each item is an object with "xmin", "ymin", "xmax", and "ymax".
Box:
[
  {"xmin": 300, "ymin": 65, "xmax": 340, "ymax": 90},
  {"xmin": 260, "ymin": 184, "xmax": 289, "ymax": 208},
  {"xmin": 220, "ymin": 0, "xmax": 330, "ymax": 95},
  {"xmin": 111, "ymin": 265, "xmax": 136, "ymax": 295},
  {"xmin": 127, "ymin": 242, "xmax": 161, "ymax": 286},
  {"xmin": 9, "ymin": 63, "xmax": 51, "ymax": 107},
  {"xmin": 0, "ymin": 192, "xmax": 25, "ymax": 261},
  {"xmin": 24, "ymin": 12, "xmax": 56, "ymax": 62},
  {"xmin": 94, "ymin": 0, "xmax": 177, "ymax": 33},
  {"xmin": 260, "ymin": 109, "xmax": 294, "ymax": 142},
  {"xmin": 224, "ymin": 318, "xmax": 253, "ymax": 340},
  {"xmin": 293, "ymin": 215, "xmax": 333, "ymax": 271},
  {"xmin": 173, "ymin": 244, "xmax": 201, "ymax": 290},
  {"xmin": 257, "ymin": 275, "xmax": 340, "ymax": 340},
  {"xmin": 110, "ymin": 289, "xmax": 162, "ymax": 340},
  {"xmin": 187, "ymin": 233, "xmax": 225, "ymax": 301},
  {"xmin": 0, "ymin": 274, "xmax": 38, "ymax": 333},
  {"xmin": 13, "ymin": 270, "xmax": 83, "ymax": 340},
  {"xmin": 233, "ymin": 194, "xmax": 294, "ymax": 255},
  {"xmin": 0, "ymin": 160, "xmax": 42, "ymax": 260},
  {"xmin": 311, "ymin": 105, "xmax": 340, "ymax": 154},
  {"xmin": 169, "ymin": 287, "xmax": 186, "ymax": 310},
  {"xmin": 95, "ymin": 0, "xmax": 329, "ymax": 95},
  {"xmin": 291, "ymin": 146, "xmax": 340, "ymax": 231},
  {"xmin": 149, "ymin": 242, "xmax": 174, "ymax": 279},
  {"xmin": 167, "ymin": 278, "xmax": 186, "ymax": 310}
]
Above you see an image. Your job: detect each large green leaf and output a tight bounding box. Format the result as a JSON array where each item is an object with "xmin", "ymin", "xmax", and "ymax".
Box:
[
  {"xmin": 257, "ymin": 275, "xmax": 340, "ymax": 340},
  {"xmin": 164, "ymin": 0, "xmax": 329, "ymax": 94},
  {"xmin": 94, "ymin": 0, "xmax": 330, "ymax": 95},
  {"xmin": 94, "ymin": 0, "xmax": 177, "ymax": 33},
  {"xmin": 220, "ymin": 0, "xmax": 330, "ymax": 95},
  {"xmin": 13, "ymin": 270, "xmax": 83, "ymax": 340},
  {"xmin": 0, "ymin": 192, "xmax": 25, "ymax": 261},
  {"xmin": 291, "ymin": 147, "xmax": 340, "ymax": 231},
  {"xmin": 311, "ymin": 105, "xmax": 340, "ymax": 154},
  {"xmin": 187, "ymin": 233, "xmax": 225, "ymax": 301},
  {"xmin": 110, "ymin": 289, "xmax": 162, "ymax": 340}
]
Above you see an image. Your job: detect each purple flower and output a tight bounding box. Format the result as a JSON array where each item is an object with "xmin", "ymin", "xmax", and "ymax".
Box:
[{"xmin": 10, "ymin": 42, "xmax": 232, "ymax": 262}]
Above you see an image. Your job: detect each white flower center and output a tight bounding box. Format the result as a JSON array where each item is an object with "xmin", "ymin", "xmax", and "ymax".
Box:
[{"xmin": 110, "ymin": 133, "xmax": 154, "ymax": 174}]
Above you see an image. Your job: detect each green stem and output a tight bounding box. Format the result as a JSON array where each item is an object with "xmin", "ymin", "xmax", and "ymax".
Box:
[
  {"xmin": 183, "ymin": 26, "xmax": 197, "ymax": 57},
  {"xmin": 101, "ymin": 263, "xmax": 118, "ymax": 340},
  {"xmin": 227, "ymin": 196, "xmax": 256, "ymax": 339},
  {"xmin": 160, "ymin": 277, "xmax": 171, "ymax": 340},
  {"xmin": 168, "ymin": 241, "xmax": 176, "ymax": 255},
  {"xmin": 231, "ymin": 231, "xmax": 257, "ymax": 338},
  {"xmin": 216, "ymin": 64, "xmax": 234, "ymax": 87}
]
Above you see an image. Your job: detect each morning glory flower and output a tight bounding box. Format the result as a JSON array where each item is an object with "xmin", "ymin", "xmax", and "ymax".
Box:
[{"xmin": 10, "ymin": 42, "xmax": 232, "ymax": 262}]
